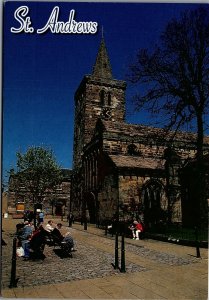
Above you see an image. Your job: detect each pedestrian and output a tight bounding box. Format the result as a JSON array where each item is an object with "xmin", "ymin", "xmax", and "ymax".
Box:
[
  {"xmin": 68, "ymin": 212, "xmax": 74, "ymax": 227},
  {"xmin": 28, "ymin": 211, "xmax": 34, "ymax": 223},
  {"xmin": 38, "ymin": 211, "xmax": 44, "ymax": 223}
]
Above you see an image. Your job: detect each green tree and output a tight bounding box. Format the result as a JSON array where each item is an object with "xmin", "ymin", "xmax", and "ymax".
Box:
[
  {"xmin": 10, "ymin": 146, "xmax": 63, "ymax": 224},
  {"xmin": 128, "ymin": 7, "xmax": 209, "ymax": 226}
]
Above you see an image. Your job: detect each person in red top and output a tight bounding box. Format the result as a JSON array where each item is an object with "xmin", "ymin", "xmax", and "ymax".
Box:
[{"xmin": 133, "ymin": 220, "xmax": 144, "ymax": 240}]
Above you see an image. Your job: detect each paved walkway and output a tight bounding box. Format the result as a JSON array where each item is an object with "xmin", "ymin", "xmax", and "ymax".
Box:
[{"xmin": 1, "ymin": 217, "xmax": 208, "ymax": 299}]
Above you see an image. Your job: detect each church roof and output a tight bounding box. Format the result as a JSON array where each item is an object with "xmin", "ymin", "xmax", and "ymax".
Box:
[
  {"xmin": 92, "ymin": 37, "xmax": 113, "ymax": 79},
  {"xmin": 109, "ymin": 155, "xmax": 165, "ymax": 170},
  {"xmin": 100, "ymin": 120, "xmax": 209, "ymax": 144}
]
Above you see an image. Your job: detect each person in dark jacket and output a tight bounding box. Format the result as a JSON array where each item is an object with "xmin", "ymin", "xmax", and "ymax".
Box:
[
  {"xmin": 29, "ymin": 225, "xmax": 46, "ymax": 259},
  {"xmin": 52, "ymin": 223, "xmax": 75, "ymax": 251}
]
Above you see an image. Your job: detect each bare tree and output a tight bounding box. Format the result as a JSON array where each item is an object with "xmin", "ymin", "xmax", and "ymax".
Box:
[{"xmin": 128, "ymin": 7, "xmax": 209, "ymax": 225}]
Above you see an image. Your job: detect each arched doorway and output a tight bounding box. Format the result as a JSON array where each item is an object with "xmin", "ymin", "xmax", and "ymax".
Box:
[
  {"xmin": 142, "ymin": 180, "xmax": 166, "ymax": 228},
  {"xmin": 54, "ymin": 200, "xmax": 66, "ymax": 216}
]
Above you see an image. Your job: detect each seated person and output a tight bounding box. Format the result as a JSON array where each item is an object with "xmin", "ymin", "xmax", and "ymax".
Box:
[
  {"xmin": 19, "ymin": 221, "xmax": 33, "ymax": 258},
  {"xmin": 30, "ymin": 225, "xmax": 46, "ymax": 259},
  {"xmin": 52, "ymin": 223, "xmax": 75, "ymax": 251},
  {"xmin": 45, "ymin": 220, "xmax": 54, "ymax": 232},
  {"xmin": 22, "ymin": 234, "xmax": 32, "ymax": 260},
  {"xmin": 128, "ymin": 222, "xmax": 136, "ymax": 239},
  {"xmin": 20, "ymin": 221, "xmax": 33, "ymax": 240},
  {"xmin": 133, "ymin": 220, "xmax": 144, "ymax": 240},
  {"xmin": 16, "ymin": 223, "xmax": 25, "ymax": 246}
]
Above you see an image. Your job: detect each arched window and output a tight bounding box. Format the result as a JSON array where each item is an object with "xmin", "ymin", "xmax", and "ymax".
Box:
[
  {"xmin": 127, "ymin": 144, "xmax": 138, "ymax": 156},
  {"xmin": 100, "ymin": 90, "xmax": 105, "ymax": 105},
  {"xmin": 107, "ymin": 92, "xmax": 111, "ymax": 106},
  {"xmin": 142, "ymin": 180, "xmax": 166, "ymax": 226}
]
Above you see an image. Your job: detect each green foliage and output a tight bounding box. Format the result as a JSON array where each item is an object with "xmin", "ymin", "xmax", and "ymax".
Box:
[{"xmin": 13, "ymin": 146, "xmax": 63, "ymax": 203}]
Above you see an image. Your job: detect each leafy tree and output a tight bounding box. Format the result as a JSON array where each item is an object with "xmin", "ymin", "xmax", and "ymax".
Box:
[
  {"xmin": 128, "ymin": 7, "xmax": 209, "ymax": 226},
  {"xmin": 10, "ymin": 146, "xmax": 63, "ymax": 224}
]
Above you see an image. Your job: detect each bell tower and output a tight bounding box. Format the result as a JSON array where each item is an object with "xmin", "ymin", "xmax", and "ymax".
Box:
[{"xmin": 72, "ymin": 37, "xmax": 127, "ymax": 169}]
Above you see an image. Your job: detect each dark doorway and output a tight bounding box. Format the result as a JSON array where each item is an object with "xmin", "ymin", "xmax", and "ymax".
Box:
[
  {"xmin": 85, "ymin": 192, "xmax": 97, "ymax": 223},
  {"xmin": 142, "ymin": 180, "xmax": 164, "ymax": 228},
  {"xmin": 55, "ymin": 205, "xmax": 62, "ymax": 216}
]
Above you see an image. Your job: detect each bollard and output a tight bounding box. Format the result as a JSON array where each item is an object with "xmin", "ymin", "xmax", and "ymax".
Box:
[
  {"xmin": 120, "ymin": 233, "xmax": 126, "ymax": 273},
  {"xmin": 9, "ymin": 238, "xmax": 18, "ymax": 288},
  {"xmin": 111, "ymin": 232, "xmax": 119, "ymax": 269},
  {"xmin": 195, "ymin": 226, "xmax": 201, "ymax": 258},
  {"xmin": 84, "ymin": 217, "xmax": 87, "ymax": 230},
  {"xmin": 105, "ymin": 224, "xmax": 108, "ymax": 236}
]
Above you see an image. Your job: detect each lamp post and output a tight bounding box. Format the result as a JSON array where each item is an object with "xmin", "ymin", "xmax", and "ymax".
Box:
[
  {"xmin": 9, "ymin": 238, "xmax": 18, "ymax": 288},
  {"xmin": 83, "ymin": 198, "xmax": 87, "ymax": 230},
  {"xmin": 195, "ymin": 226, "xmax": 201, "ymax": 258},
  {"xmin": 112, "ymin": 169, "xmax": 120, "ymax": 269},
  {"xmin": 120, "ymin": 233, "xmax": 126, "ymax": 273}
]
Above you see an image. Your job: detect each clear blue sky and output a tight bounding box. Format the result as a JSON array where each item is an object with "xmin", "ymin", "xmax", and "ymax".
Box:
[{"xmin": 2, "ymin": 1, "xmax": 206, "ymax": 184}]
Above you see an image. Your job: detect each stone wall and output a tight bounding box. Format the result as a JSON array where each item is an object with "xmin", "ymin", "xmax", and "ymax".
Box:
[{"xmin": 73, "ymin": 76, "xmax": 126, "ymax": 169}]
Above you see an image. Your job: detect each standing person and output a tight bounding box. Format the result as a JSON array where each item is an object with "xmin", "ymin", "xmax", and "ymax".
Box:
[
  {"xmin": 28, "ymin": 211, "xmax": 34, "ymax": 223},
  {"xmin": 23, "ymin": 211, "xmax": 29, "ymax": 222},
  {"xmin": 38, "ymin": 211, "xmax": 44, "ymax": 224},
  {"xmin": 68, "ymin": 212, "xmax": 74, "ymax": 227}
]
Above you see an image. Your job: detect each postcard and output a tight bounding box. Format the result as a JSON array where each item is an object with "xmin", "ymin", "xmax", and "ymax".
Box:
[{"xmin": 1, "ymin": 1, "xmax": 208, "ymax": 299}]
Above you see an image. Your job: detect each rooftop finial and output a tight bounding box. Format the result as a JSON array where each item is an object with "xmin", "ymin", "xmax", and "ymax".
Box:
[{"xmin": 102, "ymin": 26, "xmax": 104, "ymax": 39}]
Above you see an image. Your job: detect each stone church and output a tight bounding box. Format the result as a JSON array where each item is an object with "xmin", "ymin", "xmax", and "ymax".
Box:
[{"xmin": 71, "ymin": 38, "xmax": 209, "ymax": 228}]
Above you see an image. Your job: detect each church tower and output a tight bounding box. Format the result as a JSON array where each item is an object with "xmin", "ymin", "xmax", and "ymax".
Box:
[{"xmin": 72, "ymin": 37, "xmax": 127, "ymax": 169}]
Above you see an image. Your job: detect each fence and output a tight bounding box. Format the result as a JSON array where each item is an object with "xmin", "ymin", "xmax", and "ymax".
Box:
[
  {"xmin": 146, "ymin": 224, "xmax": 208, "ymax": 247},
  {"xmin": 100, "ymin": 220, "xmax": 208, "ymax": 247}
]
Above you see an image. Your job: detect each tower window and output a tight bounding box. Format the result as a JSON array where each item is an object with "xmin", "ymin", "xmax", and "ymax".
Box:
[
  {"xmin": 100, "ymin": 90, "xmax": 105, "ymax": 105},
  {"xmin": 108, "ymin": 92, "xmax": 111, "ymax": 106},
  {"xmin": 127, "ymin": 144, "xmax": 140, "ymax": 156}
]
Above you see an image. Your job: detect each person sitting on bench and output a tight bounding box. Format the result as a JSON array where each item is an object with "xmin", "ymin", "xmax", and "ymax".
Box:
[
  {"xmin": 45, "ymin": 220, "xmax": 54, "ymax": 232},
  {"xmin": 52, "ymin": 223, "xmax": 75, "ymax": 251},
  {"xmin": 30, "ymin": 224, "xmax": 46, "ymax": 260}
]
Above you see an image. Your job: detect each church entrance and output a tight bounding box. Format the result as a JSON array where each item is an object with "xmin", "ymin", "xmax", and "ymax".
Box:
[{"xmin": 142, "ymin": 180, "xmax": 165, "ymax": 228}]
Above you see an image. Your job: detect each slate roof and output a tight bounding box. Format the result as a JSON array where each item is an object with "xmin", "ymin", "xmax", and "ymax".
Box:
[{"xmin": 109, "ymin": 155, "xmax": 165, "ymax": 170}]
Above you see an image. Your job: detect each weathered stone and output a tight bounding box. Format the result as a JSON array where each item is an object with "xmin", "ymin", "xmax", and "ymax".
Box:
[{"xmin": 71, "ymin": 37, "xmax": 209, "ymax": 228}]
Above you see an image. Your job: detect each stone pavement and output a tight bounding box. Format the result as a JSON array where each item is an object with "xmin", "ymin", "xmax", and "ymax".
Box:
[{"xmin": 1, "ymin": 217, "xmax": 208, "ymax": 299}]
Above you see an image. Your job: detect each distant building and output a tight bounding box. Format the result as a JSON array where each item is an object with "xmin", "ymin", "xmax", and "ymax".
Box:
[
  {"xmin": 7, "ymin": 169, "xmax": 71, "ymax": 216},
  {"xmin": 2, "ymin": 192, "xmax": 8, "ymax": 215},
  {"xmin": 71, "ymin": 37, "xmax": 209, "ymax": 227}
]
